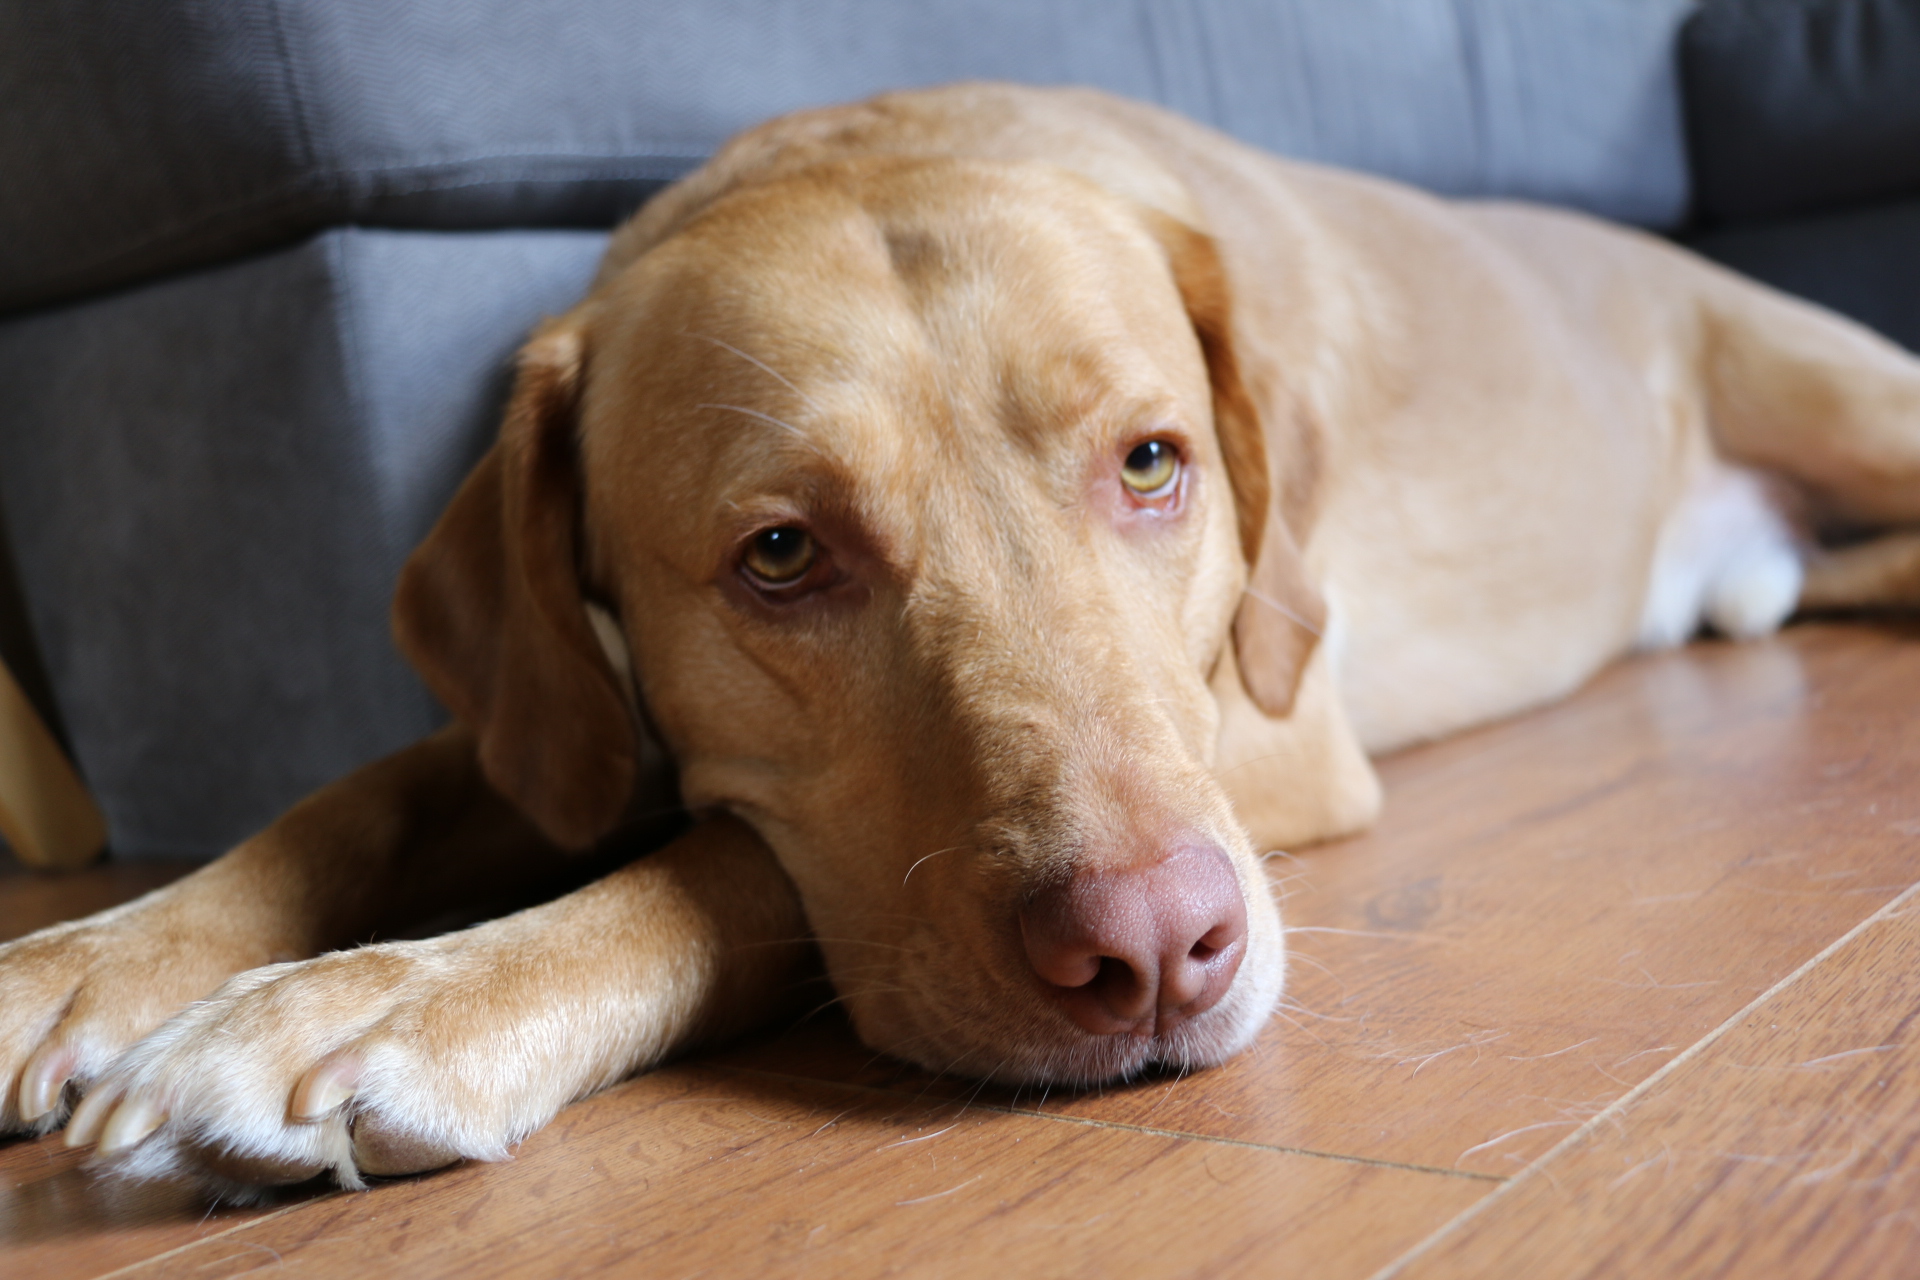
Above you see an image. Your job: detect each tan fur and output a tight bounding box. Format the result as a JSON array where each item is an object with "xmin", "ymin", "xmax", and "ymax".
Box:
[{"xmin": 3, "ymin": 83, "xmax": 1917, "ymax": 1197}]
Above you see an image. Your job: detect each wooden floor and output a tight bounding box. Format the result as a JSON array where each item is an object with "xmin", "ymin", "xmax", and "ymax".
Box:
[{"xmin": 4, "ymin": 621, "xmax": 1919, "ymax": 1279}]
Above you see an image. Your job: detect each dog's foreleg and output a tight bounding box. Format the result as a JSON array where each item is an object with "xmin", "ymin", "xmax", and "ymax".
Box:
[
  {"xmin": 61, "ymin": 813, "xmax": 806, "ymax": 1198},
  {"xmin": 0, "ymin": 725, "xmax": 563, "ymax": 1135}
]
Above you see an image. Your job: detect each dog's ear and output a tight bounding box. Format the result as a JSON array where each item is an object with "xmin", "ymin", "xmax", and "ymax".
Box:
[
  {"xmin": 1147, "ymin": 214, "xmax": 1326, "ymax": 719},
  {"xmin": 392, "ymin": 320, "xmax": 637, "ymax": 850}
]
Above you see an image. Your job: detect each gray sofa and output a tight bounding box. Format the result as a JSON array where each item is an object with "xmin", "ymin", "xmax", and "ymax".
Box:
[{"xmin": 0, "ymin": 0, "xmax": 1906, "ymax": 861}]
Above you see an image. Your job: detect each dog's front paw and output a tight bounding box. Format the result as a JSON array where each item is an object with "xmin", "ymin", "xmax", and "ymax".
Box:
[
  {"xmin": 0, "ymin": 898, "xmax": 260, "ymax": 1136},
  {"xmin": 67, "ymin": 938, "xmax": 588, "ymax": 1199}
]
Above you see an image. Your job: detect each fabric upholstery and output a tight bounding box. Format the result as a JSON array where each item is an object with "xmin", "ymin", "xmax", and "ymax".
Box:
[
  {"xmin": 0, "ymin": 229, "xmax": 606, "ymax": 857},
  {"xmin": 1, "ymin": 0, "xmax": 1696, "ymax": 314},
  {"xmin": 1683, "ymin": 0, "xmax": 1920, "ymax": 224}
]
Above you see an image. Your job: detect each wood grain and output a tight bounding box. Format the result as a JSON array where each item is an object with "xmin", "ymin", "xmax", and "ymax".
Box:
[
  {"xmin": 1385, "ymin": 882, "xmax": 1920, "ymax": 1279},
  {"xmin": 0, "ymin": 1142, "xmax": 286, "ymax": 1280},
  {"xmin": 107, "ymin": 1067, "xmax": 1487, "ymax": 1280},
  {"xmin": 718, "ymin": 624, "xmax": 1920, "ymax": 1176}
]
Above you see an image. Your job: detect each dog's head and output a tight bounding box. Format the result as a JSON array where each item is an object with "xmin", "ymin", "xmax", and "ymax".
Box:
[{"xmin": 395, "ymin": 158, "xmax": 1323, "ymax": 1084}]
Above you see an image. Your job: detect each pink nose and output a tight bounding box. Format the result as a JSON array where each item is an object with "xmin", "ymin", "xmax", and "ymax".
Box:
[{"xmin": 1019, "ymin": 841, "xmax": 1248, "ymax": 1037}]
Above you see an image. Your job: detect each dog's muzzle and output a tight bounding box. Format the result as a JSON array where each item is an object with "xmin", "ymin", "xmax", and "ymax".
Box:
[{"xmin": 1018, "ymin": 840, "xmax": 1248, "ymax": 1039}]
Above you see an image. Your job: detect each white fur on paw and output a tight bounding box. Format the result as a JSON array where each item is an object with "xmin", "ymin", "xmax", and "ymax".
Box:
[
  {"xmin": 1706, "ymin": 542, "xmax": 1803, "ymax": 640},
  {"xmin": 1639, "ymin": 464, "xmax": 1804, "ymax": 649},
  {"xmin": 79, "ymin": 941, "xmax": 576, "ymax": 1201}
]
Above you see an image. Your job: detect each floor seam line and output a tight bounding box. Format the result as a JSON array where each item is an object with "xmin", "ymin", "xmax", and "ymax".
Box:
[
  {"xmin": 1364, "ymin": 877, "xmax": 1920, "ymax": 1279},
  {"xmin": 709, "ymin": 1063, "xmax": 1503, "ymax": 1182}
]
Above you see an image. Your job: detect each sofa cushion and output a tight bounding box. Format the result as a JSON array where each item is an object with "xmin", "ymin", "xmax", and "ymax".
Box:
[
  {"xmin": 1686, "ymin": 196, "xmax": 1920, "ymax": 354},
  {"xmin": 1682, "ymin": 0, "xmax": 1920, "ymax": 224},
  {"xmin": 2, "ymin": 0, "xmax": 1695, "ymax": 314},
  {"xmin": 0, "ymin": 228, "xmax": 606, "ymax": 857}
]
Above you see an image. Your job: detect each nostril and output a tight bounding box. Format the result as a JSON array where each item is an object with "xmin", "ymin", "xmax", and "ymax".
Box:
[
  {"xmin": 1087, "ymin": 955, "xmax": 1149, "ymax": 1006},
  {"xmin": 1020, "ymin": 839, "xmax": 1251, "ymax": 1037},
  {"xmin": 1187, "ymin": 916, "xmax": 1241, "ymax": 964}
]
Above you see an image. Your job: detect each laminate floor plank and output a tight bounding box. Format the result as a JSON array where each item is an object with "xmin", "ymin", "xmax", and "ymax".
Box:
[
  {"xmin": 718, "ymin": 625, "xmax": 1920, "ymax": 1176},
  {"xmin": 0, "ymin": 1141, "xmax": 288, "ymax": 1280},
  {"xmin": 1383, "ymin": 880, "xmax": 1920, "ymax": 1279},
  {"xmin": 108, "ymin": 1066, "xmax": 1488, "ymax": 1280}
]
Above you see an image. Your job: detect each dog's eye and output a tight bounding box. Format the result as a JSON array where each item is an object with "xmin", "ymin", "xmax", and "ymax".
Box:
[
  {"xmin": 1121, "ymin": 439, "xmax": 1180, "ymax": 497},
  {"xmin": 742, "ymin": 526, "xmax": 817, "ymax": 586}
]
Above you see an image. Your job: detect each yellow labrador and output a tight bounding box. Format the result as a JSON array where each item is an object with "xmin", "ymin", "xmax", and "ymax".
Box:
[{"xmin": 3, "ymin": 83, "xmax": 1917, "ymax": 1198}]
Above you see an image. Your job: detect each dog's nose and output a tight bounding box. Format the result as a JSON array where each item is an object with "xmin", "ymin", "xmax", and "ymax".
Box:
[{"xmin": 1019, "ymin": 841, "xmax": 1248, "ymax": 1036}]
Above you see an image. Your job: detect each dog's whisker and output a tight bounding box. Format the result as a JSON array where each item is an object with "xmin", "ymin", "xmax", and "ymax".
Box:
[
  {"xmin": 801, "ymin": 985, "xmax": 913, "ymax": 1021},
  {"xmin": 901, "ymin": 846, "xmax": 964, "ymax": 887},
  {"xmin": 1241, "ymin": 586, "xmax": 1324, "ymax": 637},
  {"xmin": 1279, "ymin": 949, "xmax": 1338, "ymax": 981},
  {"xmin": 807, "ymin": 937, "xmax": 917, "ymax": 953},
  {"xmin": 685, "ymin": 330, "xmax": 828, "ymax": 417},
  {"xmin": 693, "ymin": 402, "xmax": 817, "ymax": 443}
]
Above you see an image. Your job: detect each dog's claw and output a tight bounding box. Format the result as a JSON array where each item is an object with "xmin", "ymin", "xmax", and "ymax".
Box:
[
  {"xmin": 64, "ymin": 1086, "xmax": 118, "ymax": 1147},
  {"xmin": 17, "ymin": 1044, "xmax": 75, "ymax": 1123},
  {"xmin": 292, "ymin": 1056, "xmax": 361, "ymax": 1121},
  {"xmin": 94, "ymin": 1096, "xmax": 166, "ymax": 1155}
]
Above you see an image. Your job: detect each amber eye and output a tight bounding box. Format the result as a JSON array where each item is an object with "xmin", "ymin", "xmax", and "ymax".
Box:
[
  {"xmin": 742, "ymin": 526, "xmax": 817, "ymax": 586},
  {"xmin": 1121, "ymin": 439, "xmax": 1180, "ymax": 497}
]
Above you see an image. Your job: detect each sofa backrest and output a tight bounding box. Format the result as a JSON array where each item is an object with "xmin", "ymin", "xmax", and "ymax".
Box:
[{"xmin": 2, "ymin": 0, "xmax": 1697, "ymax": 315}]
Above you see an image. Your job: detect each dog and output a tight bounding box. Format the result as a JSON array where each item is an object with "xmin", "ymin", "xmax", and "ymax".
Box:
[{"xmin": 3, "ymin": 83, "xmax": 1917, "ymax": 1199}]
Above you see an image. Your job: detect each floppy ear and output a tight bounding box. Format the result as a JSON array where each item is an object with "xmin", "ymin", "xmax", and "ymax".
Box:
[
  {"xmin": 391, "ymin": 321, "xmax": 637, "ymax": 850},
  {"xmin": 1148, "ymin": 215, "xmax": 1327, "ymax": 719}
]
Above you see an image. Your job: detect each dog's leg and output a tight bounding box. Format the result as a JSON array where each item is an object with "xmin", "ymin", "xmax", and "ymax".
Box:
[
  {"xmin": 59, "ymin": 813, "xmax": 805, "ymax": 1199},
  {"xmin": 1800, "ymin": 532, "xmax": 1920, "ymax": 612},
  {"xmin": 0, "ymin": 726, "xmax": 578, "ymax": 1137}
]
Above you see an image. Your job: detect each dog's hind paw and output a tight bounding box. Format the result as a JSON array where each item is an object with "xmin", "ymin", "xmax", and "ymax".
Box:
[{"xmin": 1706, "ymin": 541, "xmax": 1803, "ymax": 640}]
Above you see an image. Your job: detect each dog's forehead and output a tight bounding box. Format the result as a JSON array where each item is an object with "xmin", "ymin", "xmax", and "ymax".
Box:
[{"xmin": 580, "ymin": 161, "xmax": 1211, "ymax": 516}]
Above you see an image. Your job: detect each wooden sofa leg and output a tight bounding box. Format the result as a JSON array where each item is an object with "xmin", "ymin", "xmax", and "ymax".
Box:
[{"xmin": 0, "ymin": 655, "xmax": 106, "ymax": 869}]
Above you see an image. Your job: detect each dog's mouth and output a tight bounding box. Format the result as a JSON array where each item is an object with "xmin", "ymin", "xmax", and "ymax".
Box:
[{"xmin": 845, "ymin": 941, "xmax": 1284, "ymax": 1089}]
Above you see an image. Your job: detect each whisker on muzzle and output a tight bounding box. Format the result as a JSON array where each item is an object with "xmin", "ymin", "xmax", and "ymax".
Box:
[{"xmin": 901, "ymin": 846, "xmax": 965, "ymax": 887}]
